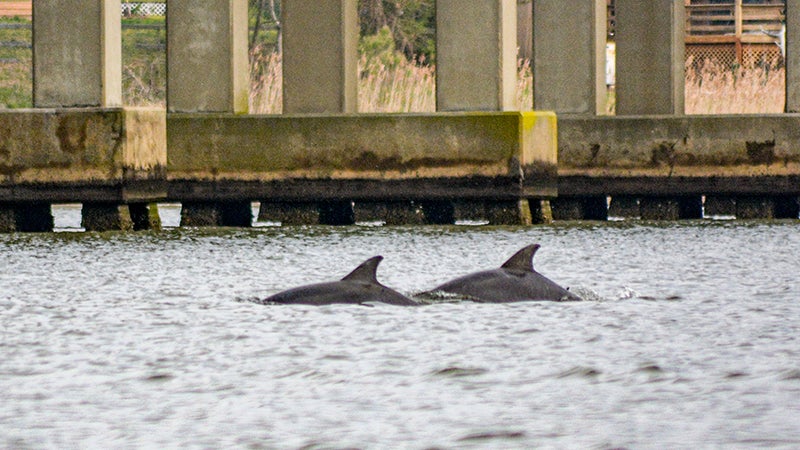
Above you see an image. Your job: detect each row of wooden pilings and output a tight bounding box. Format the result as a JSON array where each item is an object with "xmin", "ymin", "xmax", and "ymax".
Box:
[{"xmin": 1, "ymin": 1, "xmax": 799, "ymax": 232}]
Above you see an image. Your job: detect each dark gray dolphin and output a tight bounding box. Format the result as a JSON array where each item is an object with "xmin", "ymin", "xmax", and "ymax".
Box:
[
  {"xmin": 425, "ymin": 244, "xmax": 581, "ymax": 302},
  {"xmin": 263, "ymin": 256, "xmax": 419, "ymax": 306}
]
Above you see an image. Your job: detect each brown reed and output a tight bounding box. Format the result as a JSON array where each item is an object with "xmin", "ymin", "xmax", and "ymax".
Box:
[
  {"xmin": 248, "ymin": 51, "xmax": 535, "ymax": 114},
  {"xmin": 684, "ymin": 57, "xmax": 785, "ymax": 114}
]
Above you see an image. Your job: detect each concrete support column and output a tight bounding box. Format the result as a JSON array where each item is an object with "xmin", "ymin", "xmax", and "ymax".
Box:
[
  {"xmin": 787, "ymin": 0, "xmax": 800, "ymax": 112},
  {"xmin": 180, "ymin": 202, "xmax": 252, "ymax": 227},
  {"xmin": 167, "ymin": 0, "xmax": 249, "ymax": 113},
  {"xmin": 82, "ymin": 203, "xmax": 133, "ymax": 232},
  {"xmin": 486, "ymin": 199, "xmax": 534, "ymax": 225},
  {"xmin": 551, "ymin": 196, "xmax": 609, "ymax": 221},
  {"xmin": 436, "ymin": 0, "xmax": 517, "ymax": 111},
  {"xmin": 640, "ymin": 196, "xmax": 703, "ymax": 220},
  {"xmin": 609, "ymin": 196, "xmax": 640, "ymax": 218},
  {"xmin": 129, "ymin": 203, "xmax": 162, "ymax": 231},
  {"xmin": 735, "ymin": 197, "xmax": 776, "ymax": 219},
  {"xmin": 533, "ymin": 0, "xmax": 607, "ymax": 115},
  {"xmin": 258, "ymin": 202, "xmax": 356, "ymax": 225},
  {"xmin": 33, "ymin": 0, "xmax": 121, "ymax": 107},
  {"xmin": 704, "ymin": 196, "xmax": 736, "ymax": 217},
  {"xmin": 282, "ymin": 0, "xmax": 358, "ymax": 113},
  {"xmin": 615, "ymin": 0, "xmax": 684, "ymax": 115},
  {"xmin": 0, "ymin": 203, "xmax": 54, "ymax": 233}
]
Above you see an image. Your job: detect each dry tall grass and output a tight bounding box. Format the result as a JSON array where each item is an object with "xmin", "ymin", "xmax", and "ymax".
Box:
[
  {"xmin": 684, "ymin": 57, "xmax": 785, "ymax": 114},
  {"xmin": 248, "ymin": 51, "xmax": 534, "ymax": 114}
]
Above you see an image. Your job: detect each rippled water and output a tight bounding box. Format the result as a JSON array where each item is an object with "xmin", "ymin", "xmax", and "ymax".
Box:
[{"xmin": 1, "ymin": 205, "xmax": 799, "ymax": 448}]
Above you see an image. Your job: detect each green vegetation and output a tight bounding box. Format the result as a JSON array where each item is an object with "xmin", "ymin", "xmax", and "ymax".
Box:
[
  {"xmin": 121, "ymin": 16, "xmax": 166, "ymax": 106},
  {"xmin": 0, "ymin": 17, "xmax": 31, "ymax": 108}
]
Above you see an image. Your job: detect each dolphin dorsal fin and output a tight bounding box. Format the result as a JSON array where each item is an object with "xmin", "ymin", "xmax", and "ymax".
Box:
[
  {"xmin": 500, "ymin": 244, "xmax": 541, "ymax": 272},
  {"xmin": 341, "ymin": 256, "xmax": 383, "ymax": 283}
]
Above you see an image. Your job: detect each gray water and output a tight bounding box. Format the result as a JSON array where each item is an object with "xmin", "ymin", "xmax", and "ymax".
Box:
[{"xmin": 1, "ymin": 205, "xmax": 799, "ymax": 449}]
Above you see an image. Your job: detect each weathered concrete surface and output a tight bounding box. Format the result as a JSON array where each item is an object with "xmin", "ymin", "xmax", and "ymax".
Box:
[
  {"xmin": 0, "ymin": 108, "xmax": 167, "ymax": 202},
  {"xmin": 282, "ymin": 0, "xmax": 358, "ymax": 113},
  {"xmin": 167, "ymin": 112, "xmax": 558, "ymax": 201},
  {"xmin": 436, "ymin": 0, "xmax": 517, "ymax": 111},
  {"xmin": 167, "ymin": 0, "xmax": 249, "ymax": 113},
  {"xmin": 615, "ymin": 0, "xmax": 684, "ymax": 115},
  {"xmin": 558, "ymin": 115, "xmax": 800, "ymax": 196},
  {"xmin": 33, "ymin": 0, "xmax": 121, "ymax": 107},
  {"xmin": 533, "ymin": 0, "xmax": 606, "ymax": 115}
]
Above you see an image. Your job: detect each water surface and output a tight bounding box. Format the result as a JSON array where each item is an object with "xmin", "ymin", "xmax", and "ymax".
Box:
[{"xmin": 2, "ymin": 206, "xmax": 799, "ymax": 448}]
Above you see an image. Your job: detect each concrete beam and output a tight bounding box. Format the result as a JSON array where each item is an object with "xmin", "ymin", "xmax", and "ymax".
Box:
[
  {"xmin": 282, "ymin": 0, "xmax": 358, "ymax": 113},
  {"xmin": 167, "ymin": 112, "xmax": 558, "ymax": 201},
  {"xmin": 615, "ymin": 0, "xmax": 684, "ymax": 115},
  {"xmin": 167, "ymin": 0, "xmax": 249, "ymax": 113},
  {"xmin": 557, "ymin": 115, "xmax": 800, "ymax": 197},
  {"xmin": 436, "ymin": 0, "xmax": 517, "ymax": 111},
  {"xmin": 533, "ymin": 0, "xmax": 606, "ymax": 115},
  {"xmin": 33, "ymin": 0, "xmax": 121, "ymax": 107},
  {"xmin": 0, "ymin": 108, "xmax": 167, "ymax": 203}
]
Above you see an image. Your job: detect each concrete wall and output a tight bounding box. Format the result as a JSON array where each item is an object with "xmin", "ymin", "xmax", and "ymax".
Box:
[
  {"xmin": 0, "ymin": 108, "xmax": 166, "ymax": 202},
  {"xmin": 558, "ymin": 115, "xmax": 800, "ymax": 183},
  {"xmin": 167, "ymin": 112, "xmax": 556, "ymax": 181}
]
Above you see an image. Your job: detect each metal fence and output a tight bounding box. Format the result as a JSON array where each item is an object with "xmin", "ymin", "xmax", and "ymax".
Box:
[{"xmin": 122, "ymin": 2, "xmax": 166, "ymax": 17}]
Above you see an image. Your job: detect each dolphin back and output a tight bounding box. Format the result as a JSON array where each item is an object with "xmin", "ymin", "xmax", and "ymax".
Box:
[
  {"xmin": 428, "ymin": 244, "xmax": 581, "ymax": 302},
  {"xmin": 264, "ymin": 256, "xmax": 418, "ymax": 306}
]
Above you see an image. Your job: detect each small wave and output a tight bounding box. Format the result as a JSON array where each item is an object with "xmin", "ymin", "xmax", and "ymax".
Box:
[
  {"xmin": 779, "ymin": 369, "xmax": 800, "ymax": 380},
  {"xmin": 556, "ymin": 366, "xmax": 602, "ymax": 379},
  {"xmin": 457, "ymin": 430, "xmax": 526, "ymax": 442},
  {"xmin": 431, "ymin": 367, "xmax": 488, "ymax": 378}
]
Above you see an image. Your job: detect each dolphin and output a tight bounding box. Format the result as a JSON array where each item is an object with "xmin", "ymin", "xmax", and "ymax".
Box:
[
  {"xmin": 424, "ymin": 244, "xmax": 581, "ymax": 302},
  {"xmin": 263, "ymin": 256, "xmax": 419, "ymax": 306}
]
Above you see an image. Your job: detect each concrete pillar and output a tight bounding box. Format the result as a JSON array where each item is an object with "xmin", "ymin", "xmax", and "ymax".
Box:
[
  {"xmin": 180, "ymin": 202, "xmax": 252, "ymax": 227},
  {"xmin": 704, "ymin": 196, "xmax": 736, "ymax": 217},
  {"xmin": 129, "ymin": 203, "xmax": 162, "ymax": 231},
  {"xmin": 609, "ymin": 196, "xmax": 640, "ymax": 218},
  {"xmin": 452, "ymin": 200, "xmax": 486, "ymax": 222},
  {"xmin": 353, "ymin": 201, "xmax": 428, "ymax": 226},
  {"xmin": 282, "ymin": 0, "xmax": 358, "ymax": 113},
  {"xmin": 82, "ymin": 203, "xmax": 133, "ymax": 232},
  {"xmin": 167, "ymin": 0, "xmax": 249, "ymax": 113},
  {"xmin": 551, "ymin": 196, "xmax": 609, "ymax": 221},
  {"xmin": 787, "ymin": 0, "xmax": 800, "ymax": 112},
  {"xmin": 33, "ymin": 0, "xmax": 121, "ymax": 107},
  {"xmin": 735, "ymin": 197, "xmax": 775, "ymax": 219},
  {"xmin": 420, "ymin": 201, "xmax": 456, "ymax": 225},
  {"xmin": 774, "ymin": 196, "xmax": 800, "ymax": 219},
  {"xmin": 258, "ymin": 201, "xmax": 355, "ymax": 225},
  {"xmin": 436, "ymin": 0, "xmax": 517, "ymax": 111},
  {"xmin": 640, "ymin": 197, "xmax": 681, "ymax": 220},
  {"xmin": 615, "ymin": 0, "xmax": 684, "ymax": 115},
  {"xmin": 533, "ymin": 0, "xmax": 607, "ymax": 115},
  {"xmin": 259, "ymin": 202, "xmax": 321, "ymax": 225},
  {"xmin": 486, "ymin": 199, "xmax": 534, "ymax": 225},
  {"xmin": 0, "ymin": 203, "xmax": 54, "ymax": 232}
]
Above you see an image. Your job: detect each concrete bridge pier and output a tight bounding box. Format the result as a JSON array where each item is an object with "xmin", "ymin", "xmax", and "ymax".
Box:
[
  {"xmin": 80, "ymin": 203, "xmax": 162, "ymax": 232},
  {"xmin": 259, "ymin": 201, "xmax": 355, "ymax": 226},
  {"xmin": 551, "ymin": 196, "xmax": 609, "ymax": 221},
  {"xmin": 166, "ymin": 0, "xmax": 250, "ymax": 227},
  {"xmin": 705, "ymin": 196, "xmax": 799, "ymax": 219},
  {"xmin": 640, "ymin": 196, "xmax": 703, "ymax": 220},
  {"xmin": 180, "ymin": 202, "xmax": 251, "ymax": 227},
  {"xmin": 0, "ymin": 204, "xmax": 54, "ymax": 233}
]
